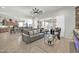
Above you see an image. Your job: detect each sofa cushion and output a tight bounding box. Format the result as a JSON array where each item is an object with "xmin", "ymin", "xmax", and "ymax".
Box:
[
  {"xmin": 30, "ymin": 33, "xmax": 44, "ymax": 41},
  {"xmin": 30, "ymin": 33, "xmax": 44, "ymax": 38},
  {"xmin": 29, "ymin": 31, "xmax": 34, "ymax": 35}
]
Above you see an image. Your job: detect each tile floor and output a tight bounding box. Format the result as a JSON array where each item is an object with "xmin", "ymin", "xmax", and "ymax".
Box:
[{"xmin": 0, "ymin": 32, "xmax": 76, "ymax": 53}]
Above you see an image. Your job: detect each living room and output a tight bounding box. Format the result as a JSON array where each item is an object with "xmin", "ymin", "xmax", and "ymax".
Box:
[{"xmin": 0, "ymin": 6, "xmax": 78, "ymax": 53}]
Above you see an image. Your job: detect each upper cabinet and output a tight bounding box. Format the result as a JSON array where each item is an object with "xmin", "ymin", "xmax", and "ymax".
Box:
[{"xmin": 76, "ymin": 7, "xmax": 79, "ymax": 29}]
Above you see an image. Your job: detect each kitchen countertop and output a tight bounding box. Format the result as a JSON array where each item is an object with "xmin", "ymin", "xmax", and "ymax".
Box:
[{"xmin": 0, "ymin": 26, "xmax": 8, "ymax": 28}]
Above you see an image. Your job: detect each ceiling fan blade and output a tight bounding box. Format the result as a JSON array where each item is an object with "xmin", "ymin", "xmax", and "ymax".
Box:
[
  {"xmin": 37, "ymin": 9, "xmax": 39, "ymax": 12},
  {"xmin": 35, "ymin": 8, "xmax": 37, "ymax": 10},
  {"xmin": 33, "ymin": 9, "xmax": 35, "ymax": 11}
]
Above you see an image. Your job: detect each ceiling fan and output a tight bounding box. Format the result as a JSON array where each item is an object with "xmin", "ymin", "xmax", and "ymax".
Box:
[{"xmin": 31, "ymin": 8, "xmax": 43, "ymax": 16}]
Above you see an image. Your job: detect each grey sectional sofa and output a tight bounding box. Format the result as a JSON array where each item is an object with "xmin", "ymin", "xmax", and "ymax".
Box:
[{"xmin": 22, "ymin": 29, "xmax": 44, "ymax": 44}]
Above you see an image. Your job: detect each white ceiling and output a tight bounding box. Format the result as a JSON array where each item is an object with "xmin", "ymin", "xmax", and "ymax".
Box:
[{"xmin": 0, "ymin": 6, "xmax": 64, "ymax": 18}]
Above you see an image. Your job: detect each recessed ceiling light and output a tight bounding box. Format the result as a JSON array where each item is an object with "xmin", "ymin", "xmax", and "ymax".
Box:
[{"xmin": 1, "ymin": 6, "xmax": 5, "ymax": 8}]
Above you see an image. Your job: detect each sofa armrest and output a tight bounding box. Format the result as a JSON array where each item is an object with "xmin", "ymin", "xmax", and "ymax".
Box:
[{"xmin": 22, "ymin": 33, "xmax": 31, "ymax": 43}]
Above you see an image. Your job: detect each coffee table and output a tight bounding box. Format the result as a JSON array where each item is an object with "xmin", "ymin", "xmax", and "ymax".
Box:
[{"xmin": 44, "ymin": 32, "xmax": 55, "ymax": 46}]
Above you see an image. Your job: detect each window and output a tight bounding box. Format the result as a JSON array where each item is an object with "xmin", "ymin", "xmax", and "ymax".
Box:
[{"xmin": 18, "ymin": 21, "xmax": 24, "ymax": 27}]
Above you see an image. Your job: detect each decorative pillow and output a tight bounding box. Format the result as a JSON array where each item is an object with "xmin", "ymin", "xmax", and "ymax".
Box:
[
  {"xmin": 33, "ymin": 30, "xmax": 38, "ymax": 34},
  {"xmin": 29, "ymin": 31, "xmax": 34, "ymax": 35}
]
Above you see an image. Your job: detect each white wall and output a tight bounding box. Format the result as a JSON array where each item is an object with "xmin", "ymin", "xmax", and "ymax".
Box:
[
  {"xmin": 64, "ymin": 7, "xmax": 75, "ymax": 38},
  {"xmin": 40, "ymin": 15, "xmax": 65, "ymax": 37},
  {"xmin": 56, "ymin": 15, "xmax": 65, "ymax": 37},
  {"xmin": 32, "ymin": 18, "xmax": 38, "ymax": 28},
  {"xmin": 53, "ymin": 7, "xmax": 75, "ymax": 38},
  {"xmin": 40, "ymin": 6, "xmax": 75, "ymax": 38},
  {"xmin": 57, "ymin": 7, "xmax": 75, "ymax": 39}
]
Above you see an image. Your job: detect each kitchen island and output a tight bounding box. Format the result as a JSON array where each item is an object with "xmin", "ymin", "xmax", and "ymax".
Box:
[{"xmin": 0, "ymin": 26, "xmax": 9, "ymax": 33}]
